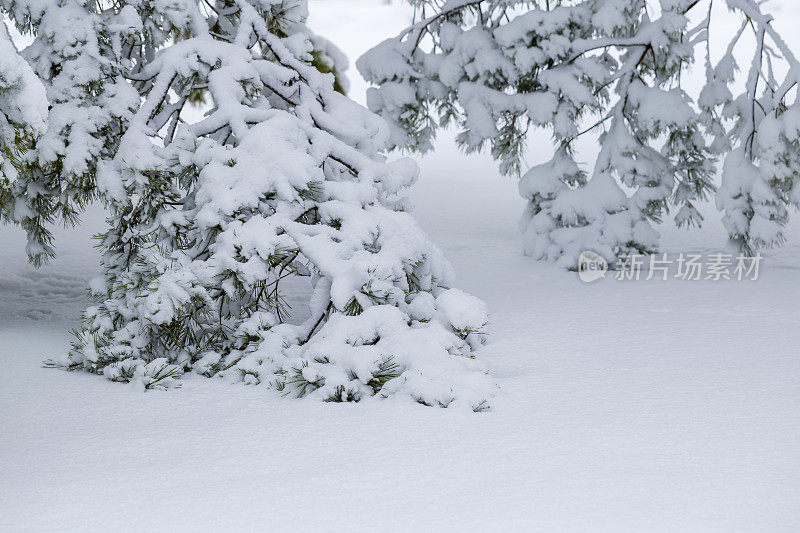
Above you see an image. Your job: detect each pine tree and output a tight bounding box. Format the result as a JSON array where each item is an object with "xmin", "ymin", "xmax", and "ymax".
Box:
[
  {"xmin": 46, "ymin": 0, "xmax": 494, "ymax": 409},
  {"xmin": 358, "ymin": 0, "xmax": 799, "ymax": 266}
]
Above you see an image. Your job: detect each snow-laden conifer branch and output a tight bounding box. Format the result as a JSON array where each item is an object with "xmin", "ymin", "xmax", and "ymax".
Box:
[
  {"xmin": 1, "ymin": 0, "xmax": 145, "ymax": 265},
  {"xmin": 702, "ymin": 0, "xmax": 800, "ymax": 253},
  {"xmin": 360, "ymin": 0, "xmax": 800, "ymax": 266},
  {"xmin": 0, "ymin": 23, "xmax": 48, "ymax": 211}
]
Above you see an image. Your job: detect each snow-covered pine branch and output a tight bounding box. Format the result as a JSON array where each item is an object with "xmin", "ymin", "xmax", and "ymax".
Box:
[
  {"xmin": 0, "ymin": 0, "xmax": 346, "ymax": 266},
  {"xmin": 0, "ymin": 22, "xmax": 47, "ymax": 222},
  {"xmin": 47, "ymin": 0, "xmax": 494, "ymax": 409},
  {"xmin": 705, "ymin": 0, "xmax": 800, "ymax": 254},
  {"xmin": 359, "ymin": 0, "xmax": 800, "ymax": 267},
  {"xmin": 1, "ymin": 0, "xmax": 139, "ymax": 265}
]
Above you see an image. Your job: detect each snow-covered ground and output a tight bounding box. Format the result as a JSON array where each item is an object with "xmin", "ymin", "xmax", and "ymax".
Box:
[{"xmin": 2, "ymin": 1, "xmax": 800, "ymax": 531}]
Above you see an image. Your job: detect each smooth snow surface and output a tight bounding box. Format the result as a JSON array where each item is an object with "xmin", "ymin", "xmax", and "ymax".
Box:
[{"xmin": 2, "ymin": 1, "xmax": 800, "ymax": 531}]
